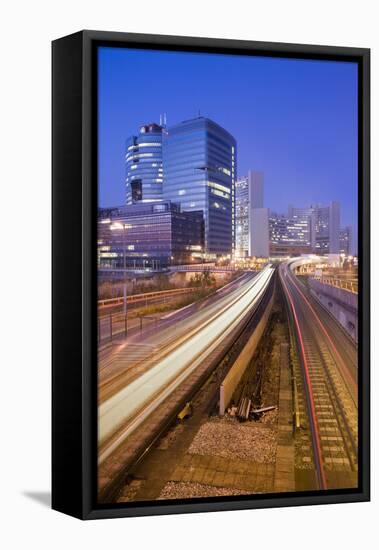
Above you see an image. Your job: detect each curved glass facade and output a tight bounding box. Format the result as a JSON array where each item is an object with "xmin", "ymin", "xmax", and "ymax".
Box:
[
  {"xmin": 162, "ymin": 117, "xmax": 236, "ymax": 258},
  {"xmin": 125, "ymin": 123, "xmax": 164, "ymax": 204}
]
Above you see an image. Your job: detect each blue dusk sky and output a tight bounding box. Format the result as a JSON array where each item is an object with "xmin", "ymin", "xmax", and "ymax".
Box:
[{"xmin": 98, "ymin": 46, "xmax": 358, "ymax": 237}]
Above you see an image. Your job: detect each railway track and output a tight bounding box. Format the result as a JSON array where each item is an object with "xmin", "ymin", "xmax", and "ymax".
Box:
[{"xmin": 280, "ymin": 261, "xmax": 358, "ymax": 490}]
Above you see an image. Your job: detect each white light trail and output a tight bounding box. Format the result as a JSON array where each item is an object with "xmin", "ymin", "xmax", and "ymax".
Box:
[{"xmin": 98, "ymin": 265, "xmax": 274, "ymax": 462}]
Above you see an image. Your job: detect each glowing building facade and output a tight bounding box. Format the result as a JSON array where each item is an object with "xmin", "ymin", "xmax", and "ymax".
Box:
[
  {"xmin": 162, "ymin": 117, "xmax": 236, "ymax": 258},
  {"xmin": 125, "ymin": 123, "xmax": 164, "ymax": 204}
]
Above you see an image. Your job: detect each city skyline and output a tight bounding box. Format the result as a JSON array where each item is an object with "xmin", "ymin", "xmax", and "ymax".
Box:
[
  {"xmin": 98, "ymin": 46, "xmax": 358, "ymax": 237},
  {"xmin": 95, "ymin": 42, "xmax": 361, "ymax": 506}
]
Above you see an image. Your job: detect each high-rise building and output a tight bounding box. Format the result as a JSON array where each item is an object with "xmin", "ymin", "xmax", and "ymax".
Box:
[
  {"xmin": 288, "ymin": 205, "xmax": 316, "ymax": 249},
  {"xmin": 340, "ymin": 226, "xmax": 353, "ymax": 256},
  {"xmin": 125, "ymin": 123, "xmax": 164, "ymax": 204},
  {"xmin": 269, "ymin": 213, "xmax": 312, "ymax": 256},
  {"xmin": 287, "ymin": 202, "xmax": 341, "ymax": 254},
  {"xmin": 314, "ymin": 201, "xmax": 340, "ymax": 254},
  {"xmin": 235, "ymin": 171, "xmax": 264, "ymax": 258},
  {"xmin": 162, "ymin": 117, "xmax": 236, "ymax": 258},
  {"xmin": 236, "ymin": 171, "xmax": 263, "ymax": 209},
  {"xmin": 250, "ymin": 208, "xmax": 269, "ymax": 257}
]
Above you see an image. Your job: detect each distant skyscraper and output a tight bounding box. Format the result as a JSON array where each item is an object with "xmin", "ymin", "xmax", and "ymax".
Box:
[
  {"xmin": 125, "ymin": 123, "xmax": 164, "ymax": 204},
  {"xmin": 340, "ymin": 226, "xmax": 353, "ymax": 256},
  {"xmin": 235, "ymin": 171, "xmax": 264, "ymax": 258},
  {"xmin": 249, "ymin": 171, "xmax": 264, "ymax": 209},
  {"xmin": 269, "ymin": 213, "xmax": 312, "ymax": 256},
  {"xmin": 314, "ymin": 201, "xmax": 340, "ymax": 254},
  {"xmin": 328, "ymin": 201, "xmax": 341, "ymax": 254},
  {"xmin": 235, "ymin": 179, "xmax": 249, "ymax": 258},
  {"xmin": 288, "ymin": 205, "xmax": 316, "ymax": 249},
  {"xmin": 162, "ymin": 117, "xmax": 236, "ymax": 258},
  {"xmin": 288, "ymin": 202, "xmax": 341, "ymax": 254},
  {"xmin": 250, "ymin": 208, "xmax": 269, "ymax": 257}
]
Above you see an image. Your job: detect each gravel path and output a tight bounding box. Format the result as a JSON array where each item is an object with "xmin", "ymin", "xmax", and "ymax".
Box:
[
  {"xmin": 188, "ymin": 419, "xmax": 277, "ymax": 463},
  {"xmin": 158, "ymin": 481, "xmax": 250, "ymax": 500}
]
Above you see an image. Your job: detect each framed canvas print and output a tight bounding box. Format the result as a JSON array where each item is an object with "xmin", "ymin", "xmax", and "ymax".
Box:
[{"xmin": 52, "ymin": 30, "xmax": 370, "ymax": 519}]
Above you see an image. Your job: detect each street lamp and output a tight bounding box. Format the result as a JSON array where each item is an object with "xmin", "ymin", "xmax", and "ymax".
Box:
[{"xmin": 110, "ymin": 222, "xmax": 132, "ymax": 317}]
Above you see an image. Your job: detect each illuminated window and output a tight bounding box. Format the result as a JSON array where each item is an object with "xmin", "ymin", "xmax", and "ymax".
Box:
[
  {"xmin": 126, "ymin": 152, "xmax": 154, "ymax": 161},
  {"xmin": 208, "ymin": 181, "xmax": 230, "ymax": 194},
  {"xmin": 211, "ymin": 189, "xmax": 230, "ymax": 199},
  {"xmin": 137, "ymin": 142, "xmax": 161, "ymax": 147},
  {"xmin": 218, "ymin": 166, "xmax": 231, "ymax": 176},
  {"xmin": 178, "ymin": 189, "xmax": 186, "ymax": 195}
]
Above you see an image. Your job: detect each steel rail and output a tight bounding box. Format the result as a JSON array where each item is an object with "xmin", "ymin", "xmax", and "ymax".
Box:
[
  {"xmin": 289, "ymin": 270, "xmax": 357, "ymax": 406},
  {"xmin": 280, "ymin": 267, "xmax": 327, "ymax": 490},
  {"xmin": 281, "ymin": 260, "xmax": 358, "ymax": 491}
]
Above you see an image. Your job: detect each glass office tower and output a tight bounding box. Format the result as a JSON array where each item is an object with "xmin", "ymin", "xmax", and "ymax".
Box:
[
  {"xmin": 125, "ymin": 123, "xmax": 164, "ymax": 204},
  {"xmin": 162, "ymin": 117, "xmax": 236, "ymax": 258}
]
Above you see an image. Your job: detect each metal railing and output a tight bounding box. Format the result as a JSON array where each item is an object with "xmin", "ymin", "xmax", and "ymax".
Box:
[
  {"xmin": 98, "ymin": 287, "xmax": 197, "ymax": 310},
  {"xmin": 316, "ymin": 277, "xmax": 358, "ymax": 294},
  {"xmin": 98, "ymin": 312, "xmax": 128, "ymax": 345},
  {"xmin": 169, "ymin": 264, "xmax": 242, "ymax": 272}
]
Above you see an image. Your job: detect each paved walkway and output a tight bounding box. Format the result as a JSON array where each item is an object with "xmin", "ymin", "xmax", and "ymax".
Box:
[
  {"xmin": 171, "ymin": 454, "xmax": 275, "ymax": 493},
  {"xmin": 274, "ymin": 342, "xmax": 295, "ymax": 492}
]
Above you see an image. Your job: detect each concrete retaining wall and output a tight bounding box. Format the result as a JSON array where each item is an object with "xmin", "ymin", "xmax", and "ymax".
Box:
[
  {"xmin": 219, "ymin": 293, "xmax": 274, "ymax": 415},
  {"xmin": 308, "ymin": 278, "xmax": 358, "ymax": 342}
]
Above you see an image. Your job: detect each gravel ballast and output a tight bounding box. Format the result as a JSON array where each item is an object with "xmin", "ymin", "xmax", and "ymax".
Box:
[
  {"xmin": 188, "ymin": 418, "xmax": 277, "ymax": 463},
  {"xmin": 158, "ymin": 481, "xmax": 250, "ymax": 500}
]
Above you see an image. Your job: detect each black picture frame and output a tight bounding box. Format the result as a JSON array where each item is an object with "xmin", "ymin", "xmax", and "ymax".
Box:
[{"xmin": 52, "ymin": 30, "xmax": 370, "ymax": 520}]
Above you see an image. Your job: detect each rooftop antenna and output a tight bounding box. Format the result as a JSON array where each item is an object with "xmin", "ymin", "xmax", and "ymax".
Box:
[
  {"xmin": 163, "ymin": 112, "xmax": 167, "ymax": 127},
  {"xmin": 159, "ymin": 114, "xmax": 163, "ymax": 126}
]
